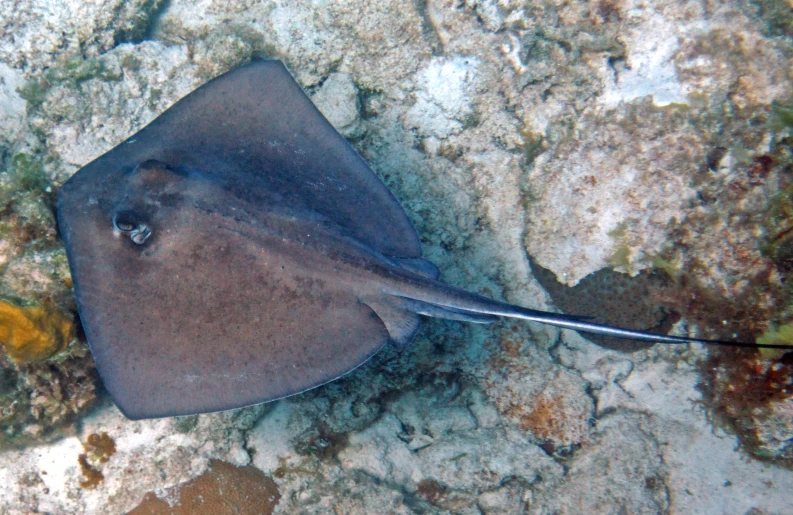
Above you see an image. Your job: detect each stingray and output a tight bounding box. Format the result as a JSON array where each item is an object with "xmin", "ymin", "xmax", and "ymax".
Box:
[{"xmin": 57, "ymin": 61, "xmax": 786, "ymax": 420}]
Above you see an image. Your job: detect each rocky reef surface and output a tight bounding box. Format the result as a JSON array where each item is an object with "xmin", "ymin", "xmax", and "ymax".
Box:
[{"xmin": 2, "ymin": 0, "xmax": 793, "ymax": 513}]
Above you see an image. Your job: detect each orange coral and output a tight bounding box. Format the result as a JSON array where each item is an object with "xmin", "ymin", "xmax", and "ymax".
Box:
[
  {"xmin": 0, "ymin": 300, "xmax": 72, "ymax": 363},
  {"xmin": 128, "ymin": 460, "xmax": 281, "ymax": 515}
]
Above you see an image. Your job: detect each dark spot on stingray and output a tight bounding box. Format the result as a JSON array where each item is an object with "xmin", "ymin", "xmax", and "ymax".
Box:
[{"xmin": 57, "ymin": 60, "xmax": 787, "ymax": 420}]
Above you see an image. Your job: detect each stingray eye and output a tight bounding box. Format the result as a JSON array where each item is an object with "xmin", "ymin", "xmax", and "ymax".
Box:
[{"xmin": 113, "ymin": 210, "xmax": 152, "ymax": 245}]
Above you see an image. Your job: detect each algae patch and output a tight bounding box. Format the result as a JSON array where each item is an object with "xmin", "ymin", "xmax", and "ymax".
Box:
[
  {"xmin": 0, "ymin": 300, "xmax": 72, "ymax": 363},
  {"xmin": 85, "ymin": 432, "xmax": 116, "ymax": 463},
  {"xmin": 0, "ymin": 143, "xmax": 96, "ymax": 449},
  {"xmin": 4, "ymin": 153, "xmax": 48, "ymax": 196},
  {"xmin": 757, "ymin": 323, "xmax": 793, "ymax": 358},
  {"xmin": 78, "ymin": 432, "xmax": 117, "ymax": 489},
  {"xmin": 607, "ymin": 222, "xmax": 634, "ymax": 270},
  {"xmin": 17, "ymin": 55, "xmax": 123, "ymax": 114}
]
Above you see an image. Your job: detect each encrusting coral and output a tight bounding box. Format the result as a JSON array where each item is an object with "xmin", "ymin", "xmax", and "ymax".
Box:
[
  {"xmin": 127, "ymin": 459, "xmax": 281, "ymax": 515},
  {"xmin": 0, "ymin": 300, "xmax": 72, "ymax": 363}
]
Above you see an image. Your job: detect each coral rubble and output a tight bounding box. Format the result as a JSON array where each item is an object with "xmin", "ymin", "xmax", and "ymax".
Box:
[{"xmin": 1, "ymin": 0, "xmax": 793, "ymax": 513}]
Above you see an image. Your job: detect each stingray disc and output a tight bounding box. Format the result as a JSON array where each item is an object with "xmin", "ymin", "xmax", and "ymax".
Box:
[{"xmin": 57, "ymin": 61, "xmax": 422, "ymax": 419}]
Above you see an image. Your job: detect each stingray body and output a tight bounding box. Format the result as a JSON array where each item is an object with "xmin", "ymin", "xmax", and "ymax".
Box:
[{"xmin": 58, "ymin": 61, "xmax": 775, "ymax": 420}]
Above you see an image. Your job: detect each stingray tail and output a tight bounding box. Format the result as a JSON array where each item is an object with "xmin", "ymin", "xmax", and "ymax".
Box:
[{"xmin": 385, "ymin": 284, "xmax": 791, "ymax": 351}]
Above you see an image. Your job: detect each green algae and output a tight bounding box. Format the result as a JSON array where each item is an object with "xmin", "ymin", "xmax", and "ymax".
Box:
[
  {"xmin": 0, "ymin": 152, "xmax": 48, "ymax": 205},
  {"xmin": 647, "ymin": 254, "xmax": 680, "ymax": 277},
  {"xmin": 760, "ymin": 136, "xmax": 793, "ymax": 266},
  {"xmin": 120, "ymin": 53, "xmax": 143, "ymax": 72},
  {"xmin": 16, "ymin": 80, "xmax": 49, "ymax": 113},
  {"xmin": 0, "ymin": 152, "xmax": 59, "ymax": 260},
  {"xmin": 461, "ymin": 108, "xmax": 482, "ymax": 130},
  {"xmin": 762, "ymin": 191, "xmax": 793, "ymax": 263},
  {"xmin": 18, "ymin": 55, "xmax": 123, "ymax": 115},
  {"xmin": 607, "ymin": 222, "xmax": 633, "ymax": 269},
  {"xmin": 770, "ymin": 101, "xmax": 793, "ymax": 130},
  {"xmin": 171, "ymin": 415, "xmax": 199, "ymax": 434},
  {"xmin": 757, "ymin": 323, "xmax": 793, "ymax": 358},
  {"xmin": 519, "ymin": 127, "xmax": 545, "ymax": 167},
  {"xmin": 517, "ymin": 127, "xmax": 547, "ymax": 213},
  {"xmin": 751, "ymin": 0, "xmax": 793, "ymax": 37},
  {"xmin": 9, "ymin": 154, "xmax": 47, "ymax": 193},
  {"xmin": 609, "ymin": 244, "xmax": 632, "ymax": 269},
  {"xmin": 0, "ymin": 146, "xmax": 95, "ymax": 450}
]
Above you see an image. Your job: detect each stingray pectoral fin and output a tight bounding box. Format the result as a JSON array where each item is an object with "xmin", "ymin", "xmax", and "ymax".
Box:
[
  {"xmin": 89, "ymin": 286, "xmax": 391, "ymax": 420},
  {"xmin": 68, "ymin": 213, "xmax": 392, "ymax": 419}
]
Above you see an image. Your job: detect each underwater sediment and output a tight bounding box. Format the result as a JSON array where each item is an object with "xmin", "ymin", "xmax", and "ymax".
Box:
[{"xmin": 1, "ymin": 0, "xmax": 793, "ymax": 513}]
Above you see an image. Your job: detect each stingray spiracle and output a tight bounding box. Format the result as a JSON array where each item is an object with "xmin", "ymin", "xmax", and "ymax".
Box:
[{"xmin": 112, "ymin": 210, "xmax": 151, "ymax": 244}]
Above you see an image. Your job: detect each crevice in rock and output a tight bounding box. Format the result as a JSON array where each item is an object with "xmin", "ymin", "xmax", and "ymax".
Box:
[
  {"xmin": 113, "ymin": 0, "xmax": 173, "ymax": 47},
  {"xmin": 413, "ymin": 0, "xmax": 444, "ymax": 56}
]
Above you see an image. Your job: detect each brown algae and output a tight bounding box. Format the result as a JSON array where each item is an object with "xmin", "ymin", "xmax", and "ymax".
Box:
[{"xmin": 78, "ymin": 432, "xmax": 117, "ymax": 489}]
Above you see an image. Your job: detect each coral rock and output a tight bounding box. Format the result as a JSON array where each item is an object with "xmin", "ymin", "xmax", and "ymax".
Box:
[{"xmin": 128, "ymin": 459, "xmax": 280, "ymax": 515}]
